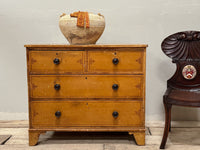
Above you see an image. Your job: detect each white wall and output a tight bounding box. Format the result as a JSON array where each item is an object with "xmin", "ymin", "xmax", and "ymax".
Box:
[{"xmin": 0, "ymin": 0, "xmax": 200, "ymax": 120}]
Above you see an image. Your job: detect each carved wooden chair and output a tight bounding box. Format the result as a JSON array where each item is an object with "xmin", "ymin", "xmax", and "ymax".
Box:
[{"xmin": 160, "ymin": 31, "xmax": 200, "ymax": 149}]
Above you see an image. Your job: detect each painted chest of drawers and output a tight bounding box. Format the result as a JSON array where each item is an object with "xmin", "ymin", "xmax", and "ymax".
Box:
[{"xmin": 25, "ymin": 45, "xmax": 147, "ymax": 146}]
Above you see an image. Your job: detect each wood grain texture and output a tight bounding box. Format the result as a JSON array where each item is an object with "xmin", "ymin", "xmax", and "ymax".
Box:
[
  {"xmin": 30, "ymin": 75, "xmax": 144, "ymax": 99},
  {"xmin": 0, "ymin": 135, "xmax": 11, "ymax": 145},
  {"xmin": 29, "ymin": 130, "xmax": 40, "ymax": 146},
  {"xmin": 29, "ymin": 127, "xmax": 146, "ymax": 131},
  {"xmin": 88, "ymin": 50, "xmax": 144, "ymax": 74},
  {"xmin": 132, "ymin": 131, "xmax": 145, "ymax": 146},
  {"xmin": 29, "ymin": 130, "xmax": 46, "ymax": 146},
  {"xmin": 26, "ymin": 48, "xmax": 32, "ymax": 129},
  {"xmin": 25, "ymin": 44, "xmax": 148, "ymax": 48},
  {"xmin": 29, "ymin": 51, "xmax": 84, "ymax": 74},
  {"xmin": 26, "ymin": 45, "xmax": 147, "ymax": 146},
  {"xmin": 162, "ymin": 31, "xmax": 200, "ymax": 60},
  {"xmin": 1, "ymin": 120, "xmax": 200, "ymax": 149},
  {"xmin": 160, "ymin": 31, "xmax": 200, "ymax": 149},
  {"xmin": 30, "ymin": 100, "xmax": 143, "ymax": 127}
]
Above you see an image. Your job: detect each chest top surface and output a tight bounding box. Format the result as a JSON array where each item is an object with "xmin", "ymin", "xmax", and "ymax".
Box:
[{"xmin": 24, "ymin": 44, "xmax": 148, "ymax": 48}]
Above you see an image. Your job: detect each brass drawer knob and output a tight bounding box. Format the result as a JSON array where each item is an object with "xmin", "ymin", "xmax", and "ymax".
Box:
[
  {"xmin": 55, "ymin": 111, "xmax": 61, "ymax": 118},
  {"xmin": 54, "ymin": 84, "xmax": 60, "ymax": 90},
  {"xmin": 112, "ymin": 58, "xmax": 119, "ymax": 65},
  {"xmin": 112, "ymin": 84, "xmax": 119, "ymax": 90},
  {"xmin": 53, "ymin": 58, "xmax": 60, "ymax": 65},
  {"xmin": 112, "ymin": 111, "xmax": 119, "ymax": 118}
]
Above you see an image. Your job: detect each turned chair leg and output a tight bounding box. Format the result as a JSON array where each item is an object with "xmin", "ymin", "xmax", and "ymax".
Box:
[
  {"xmin": 169, "ymin": 108, "xmax": 171, "ymax": 132},
  {"xmin": 160, "ymin": 100, "xmax": 172, "ymax": 149}
]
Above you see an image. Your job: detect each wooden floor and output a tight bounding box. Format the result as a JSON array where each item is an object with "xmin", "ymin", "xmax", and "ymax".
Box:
[{"xmin": 0, "ymin": 121, "xmax": 199, "ymax": 150}]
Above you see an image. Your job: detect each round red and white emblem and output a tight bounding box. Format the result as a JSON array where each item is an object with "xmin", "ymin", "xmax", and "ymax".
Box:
[{"xmin": 182, "ymin": 65, "xmax": 197, "ymax": 80}]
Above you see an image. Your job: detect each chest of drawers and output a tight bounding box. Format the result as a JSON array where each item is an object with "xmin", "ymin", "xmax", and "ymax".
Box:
[{"xmin": 25, "ymin": 45, "xmax": 147, "ymax": 146}]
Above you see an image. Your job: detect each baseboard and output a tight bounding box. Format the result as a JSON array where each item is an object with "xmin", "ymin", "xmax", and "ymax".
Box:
[{"xmin": 0, "ymin": 112, "xmax": 28, "ymax": 120}]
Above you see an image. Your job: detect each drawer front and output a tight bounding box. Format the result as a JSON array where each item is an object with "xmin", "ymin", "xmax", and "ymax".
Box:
[
  {"xmin": 88, "ymin": 50, "xmax": 145, "ymax": 74},
  {"xmin": 30, "ymin": 75, "xmax": 144, "ymax": 99},
  {"xmin": 31, "ymin": 101, "xmax": 144, "ymax": 127},
  {"xmin": 29, "ymin": 51, "xmax": 84, "ymax": 74}
]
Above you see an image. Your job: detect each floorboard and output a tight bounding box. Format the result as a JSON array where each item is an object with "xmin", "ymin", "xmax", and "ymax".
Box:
[{"xmin": 0, "ymin": 120, "xmax": 199, "ymax": 150}]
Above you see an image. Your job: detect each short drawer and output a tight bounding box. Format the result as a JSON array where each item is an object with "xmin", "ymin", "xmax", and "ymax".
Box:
[
  {"xmin": 88, "ymin": 49, "xmax": 145, "ymax": 74},
  {"xmin": 29, "ymin": 51, "xmax": 84, "ymax": 74},
  {"xmin": 31, "ymin": 101, "xmax": 144, "ymax": 127},
  {"xmin": 30, "ymin": 75, "xmax": 144, "ymax": 99}
]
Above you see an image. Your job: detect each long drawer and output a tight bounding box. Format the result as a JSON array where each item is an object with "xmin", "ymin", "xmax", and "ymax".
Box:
[
  {"xmin": 31, "ymin": 101, "xmax": 144, "ymax": 127},
  {"xmin": 29, "ymin": 51, "xmax": 84, "ymax": 74},
  {"xmin": 88, "ymin": 50, "xmax": 145, "ymax": 74},
  {"xmin": 30, "ymin": 75, "xmax": 144, "ymax": 99}
]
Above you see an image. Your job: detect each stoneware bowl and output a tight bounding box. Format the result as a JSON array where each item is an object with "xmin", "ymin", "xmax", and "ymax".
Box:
[{"xmin": 59, "ymin": 12, "xmax": 105, "ymax": 45}]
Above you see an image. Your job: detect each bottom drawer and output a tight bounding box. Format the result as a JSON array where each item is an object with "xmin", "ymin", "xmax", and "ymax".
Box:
[{"xmin": 31, "ymin": 101, "xmax": 144, "ymax": 127}]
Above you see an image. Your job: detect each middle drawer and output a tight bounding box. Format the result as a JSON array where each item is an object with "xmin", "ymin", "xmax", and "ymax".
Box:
[{"xmin": 30, "ymin": 75, "xmax": 144, "ymax": 99}]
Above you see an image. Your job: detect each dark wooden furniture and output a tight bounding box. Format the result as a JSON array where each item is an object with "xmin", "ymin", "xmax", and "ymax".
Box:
[
  {"xmin": 160, "ymin": 31, "xmax": 200, "ymax": 149},
  {"xmin": 25, "ymin": 44, "xmax": 147, "ymax": 146}
]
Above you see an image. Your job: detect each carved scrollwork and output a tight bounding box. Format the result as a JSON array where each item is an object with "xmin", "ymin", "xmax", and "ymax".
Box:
[{"xmin": 161, "ymin": 31, "xmax": 200, "ymax": 60}]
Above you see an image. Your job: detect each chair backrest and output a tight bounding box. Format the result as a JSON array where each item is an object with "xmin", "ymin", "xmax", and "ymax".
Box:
[{"xmin": 161, "ymin": 31, "xmax": 200, "ymax": 90}]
